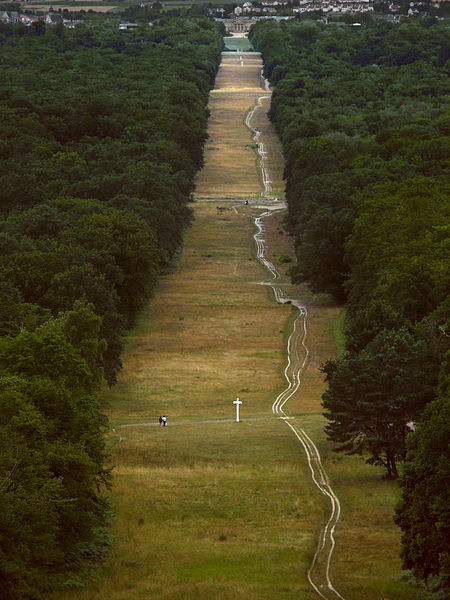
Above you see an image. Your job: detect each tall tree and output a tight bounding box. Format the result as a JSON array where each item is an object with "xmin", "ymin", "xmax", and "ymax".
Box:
[
  {"xmin": 395, "ymin": 357, "xmax": 450, "ymax": 590},
  {"xmin": 322, "ymin": 328, "xmax": 437, "ymax": 478}
]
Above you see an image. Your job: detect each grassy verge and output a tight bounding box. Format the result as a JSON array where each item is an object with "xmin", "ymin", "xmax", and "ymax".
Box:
[
  {"xmin": 224, "ymin": 37, "xmax": 254, "ymax": 52},
  {"xmin": 332, "ymin": 307, "xmax": 346, "ymax": 357},
  {"xmin": 195, "ymin": 55, "xmax": 266, "ymax": 199},
  {"xmin": 250, "ymin": 96, "xmax": 285, "ymax": 199}
]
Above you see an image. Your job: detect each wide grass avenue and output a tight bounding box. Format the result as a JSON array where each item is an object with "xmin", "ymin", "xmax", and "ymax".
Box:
[{"xmin": 52, "ymin": 50, "xmax": 420, "ymax": 600}]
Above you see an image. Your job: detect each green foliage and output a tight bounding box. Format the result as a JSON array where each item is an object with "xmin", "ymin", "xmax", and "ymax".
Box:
[
  {"xmin": 345, "ymin": 177, "xmax": 449, "ymax": 351},
  {"xmin": 395, "ymin": 377, "xmax": 450, "ymax": 592},
  {"xmin": 0, "ymin": 19, "xmax": 222, "ymax": 382},
  {"xmin": 251, "ymin": 19, "xmax": 449, "ymax": 586},
  {"xmin": 250, "ymin": 19, "xmax": 448, "ymax": 307},
  {"xmin": 0, "ymin": 363, "xmax": 110, "ymax": 598},
  {"xmin": 0, "ymin": 16, "xmax": 222, "ymax": 599},
  {"xmin": 322, "ymin": 328, "xmax": 437, "ymax": 478}
]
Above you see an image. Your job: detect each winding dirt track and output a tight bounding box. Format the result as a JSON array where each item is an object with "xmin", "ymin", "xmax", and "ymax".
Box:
[
  {"xmin": 253, "ymin": 210, "xmax": 346, "ymax": 600},
  {"xmin": 245, "ymin": 95, "xmax": 272, "ymax": 193},
  {"xmin": 243, "ymin": 66, "xmax": 347, "ymax": 600},
  {"xmin": 196, "ymin": 50, "xmax": 346, "ymax": 598}
]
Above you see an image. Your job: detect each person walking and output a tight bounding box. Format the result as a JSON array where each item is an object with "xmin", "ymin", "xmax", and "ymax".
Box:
[
  {"xmin": 162, "ymin": 415, "xmax": 167, "ymax": 427},
  {"xmin": 159, "ymin": 416, "xmax": 163, "ymax": 427}
]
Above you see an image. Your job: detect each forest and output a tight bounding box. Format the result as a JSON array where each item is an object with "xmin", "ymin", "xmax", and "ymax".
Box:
[
  {"xmin": 0, "ymin": 17, "xmax": 222, "ymax": 599},
  {"xmin": 249, "ymin": 19, "xmax": 449, "ymax": 595}
]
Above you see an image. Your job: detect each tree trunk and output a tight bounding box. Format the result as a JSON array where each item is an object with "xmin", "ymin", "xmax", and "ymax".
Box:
[{"xmin": 386, "ymin": 450, "xmax": 398, "ymax": 479}]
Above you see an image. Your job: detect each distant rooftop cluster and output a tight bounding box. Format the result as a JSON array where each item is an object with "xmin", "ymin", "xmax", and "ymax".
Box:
[
  {"xmin": 233, "ymin": 0, "xmax": 291, "ymax": 14},
  {"xmin": 223, "ymin": 0, "xmax": 374, "ymax": 17},
  {"xmin": 1, "ymin": 9, "xmax": 84, "ymax": 27},
  {"xmin": 293, "ymin": 0, "xmax": 373, "ymax": 13},
  {"xmin": 210, "ymin": 0, "xmax": 449, "ymax": 19}
]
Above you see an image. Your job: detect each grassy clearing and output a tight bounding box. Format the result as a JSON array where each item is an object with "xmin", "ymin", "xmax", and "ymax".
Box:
[
  {"xmin": 51, "ymin": 50, "xmax": 421, "ymax": 599},
  {"xmin": 250, "ymin": 96, "xmax": 285, "ymax": 199},
  {"xmin": 52, "ymin": 202, "xmax": 328, "ymax": 600},
  {"xmin": 332, "ymin": 308, "xmax": 346, "ymax": 357},
  {"xmin": 195, "ymin": 54, "xmax": 266, "ymax": 198},
  {"xmin": 105, "ymin": 204, "xmax": 289, "ymax": 425},
  {"xmin": 51, "ymin": 203, "xmax": 420, "ymax": 600},
  {"xmin": 224, "ymin": 37, "xmax": 254, "ymax": 52},
  {"xmin": 195, "ymin": 95, "xmax": 261, "ymax": 198}
]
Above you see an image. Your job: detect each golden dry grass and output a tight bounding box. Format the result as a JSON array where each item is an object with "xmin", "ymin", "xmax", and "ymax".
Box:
[
  {"xmin": 213, "ymin": 55, "xmax": 264, "ymax": 93},
  {"xmin": 105, "ymin": 204, "xmax": 290, "ymax": 424},
  {"xmin": 195, "ymin": 54, "xmax": 269, "ymax": 198},
  {"xmin": 52, "ymin": 202, "xmax": 328, "ymax": 600},
  {"xmin": 195, "ymin": 96, "xmax": 261, "ymax": 198},
  {"xmin": 250, "ymin": 97, "xmax": 285, "ymax": 199}
]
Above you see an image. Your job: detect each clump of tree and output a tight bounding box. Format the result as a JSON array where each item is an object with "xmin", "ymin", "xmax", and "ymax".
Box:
[
  {"xmin": 395, "ymin": 354, "xmax": 450, "ymax": 594},
  {"xmin": 0, "ymin": 17, "xmax": 222, "ymax": 382},
  {"xmin": 322, "ymin": 327, "xmax": 439, "ymax": 478},
  {"xmin": 0, "ymin": 17, "xmax": 222, "ymax": 599},
  {"xmin": 250, "ymin": 18, "xmax": 449, "ymax": 592},
  {"xmin": 0, "ymin": 303, "xmax": 112, "ymax": 599}
]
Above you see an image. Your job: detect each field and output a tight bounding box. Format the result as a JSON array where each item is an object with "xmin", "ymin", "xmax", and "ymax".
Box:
[
  {"xmin": 50, "ymin": 50, "xmax": 422, "ymax": 599},
  {"xmin": 223, "ymin": 37, "xmax": 255, "ymax": 52},
  {"xmin": 194, "ymin": 54, "xmax": 272, "ymax": 199},
  {"xmin": 23, "ymin": 4, "xmax": 120, "ymax": 11}
]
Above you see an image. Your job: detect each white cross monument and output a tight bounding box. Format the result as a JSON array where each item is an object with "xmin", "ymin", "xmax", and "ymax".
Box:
[{"xmin": 233, "ymin": 397, "xmax": 242, "ymax": 423}]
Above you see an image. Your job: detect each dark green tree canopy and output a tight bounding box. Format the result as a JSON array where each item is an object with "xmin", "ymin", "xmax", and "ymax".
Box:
[
  {"xmin": 395, "ymin": 377, "xmax": 450, "ymax": 590},
  {"xmin": 322, "ymin": 328, "xmax": 438, "ymax": 478},
  {"xmin": 251, "ymin": 19, "xmax": 449, "ymax": 589},
  {"xmin": 0, "ymin": 16, "xmax": 222, "ymax": 599}
]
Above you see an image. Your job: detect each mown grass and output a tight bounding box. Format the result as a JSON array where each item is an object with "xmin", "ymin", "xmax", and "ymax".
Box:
[
  {"xmin": 52, "ymin": 202, "xmax": 328, "ymax": 600},
  {"xmin": 250, "ymin": 96, "xmax": 285, "ymax": 199},
  {"xmin": 195, "ymin": 95, "xmax": 261, "ymax": 198},
  {"xmin": 51, "ymin": 202, "xmax": 420, "ymax": 600},
  {"xmin": 224, "ymin": 37, "xmax": 254, "ymax": 52},
  {"xmin": 50, "ymin": 51, "xmax": 422, "ymax": 600},
  {"xmin": 195, "ymin": 54, "xmax": 266, "ymax": 198},
  {"xmin": 332, "ymin": 307, "xmax": 347, "ymax": 357}
]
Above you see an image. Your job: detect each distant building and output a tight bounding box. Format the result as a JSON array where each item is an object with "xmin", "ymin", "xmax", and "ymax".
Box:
[
  {"xmin": 219, "ymin": 16, "xmax": 258, "ymax": 32},
  {"xmin": 64, "ymin": 19, "xmax": 84, "ymax": 28},
  {"xmin": 1, "ymin": 11, "xmax": 20, "ymax": 24},
  {"xmin": 45, "ymin": 11, "xmax": 64, "ymax": 25},
  {"xmin": 20, "ymin": 14, "xmax": 39, "ymax": 26},
  {"xmin": 293, "ymin": 0, "xmax": 374, "ymax": 13},
  {"xmin": 119, "ymin": 22, "xmax": 140, "ymax": 30},
  {"xmin": 230, "ymin": 0, "xmax": 377, "ymax": 16}
]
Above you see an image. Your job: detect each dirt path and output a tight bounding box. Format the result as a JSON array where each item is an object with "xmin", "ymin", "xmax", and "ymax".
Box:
[
  {"xmin": 241, "ymin": 87, "xmax": 346, "ymax": 598},
  {"xmin": 197, "ymin": 50, "xmax": 346, "ymax": 598},
  {"xmin": 251, "ymin": 211, "xmax": 345, "ymax": 600},
  {"xmin": 50, "ymin": 46, "xmax": 416, "ymax": 600},
  {"xmin": 194, "ymin": 52, "xmax": 283, "ymax": 200}
]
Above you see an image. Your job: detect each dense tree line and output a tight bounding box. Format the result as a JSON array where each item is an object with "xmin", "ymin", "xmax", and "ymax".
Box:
[
  {"xmin": 250, "ymin": 19, "xmax": 449, "ymax": 592},
  {"xmin": 0, "ymin": 18, "xmax": 222, "ymax": 598}
]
